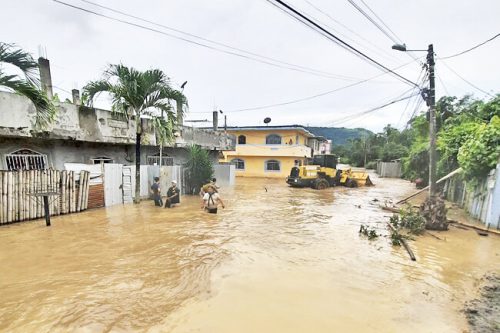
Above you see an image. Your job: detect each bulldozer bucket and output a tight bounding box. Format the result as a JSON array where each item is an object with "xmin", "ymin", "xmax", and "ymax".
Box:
[{"xmin": 350, "ymin": 172, "xmax": 374, "ymax": 186}]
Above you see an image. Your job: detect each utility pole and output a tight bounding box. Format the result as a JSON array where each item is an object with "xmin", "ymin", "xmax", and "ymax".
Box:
[
  {"xmin": 392, "ymin": 42, "xmax": 437, "ymax": 198},
  {"xmin": 427, "ymin": 44, "xmax": 437, "ymax": 198}
]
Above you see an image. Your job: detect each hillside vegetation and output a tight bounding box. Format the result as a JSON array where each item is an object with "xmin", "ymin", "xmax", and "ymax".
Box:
[
  {"xmin": 306, "ymin": 127, "xmax": 373, "ymax": 145},
  {"xmin": 330, "ymin": 94, "xmax": 500, "ymax": 186}
]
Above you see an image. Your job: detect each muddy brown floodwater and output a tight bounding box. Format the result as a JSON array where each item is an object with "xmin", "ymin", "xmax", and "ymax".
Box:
[{"xmin": 1, "ymin": 174, "xmax": 499, "ymax": 332}]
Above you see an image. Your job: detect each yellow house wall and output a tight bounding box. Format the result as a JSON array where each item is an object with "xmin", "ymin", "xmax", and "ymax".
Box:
[
  {"xmin": 225, "ymin": 155, "xmax": 305, "ymax": 178},
  {"xmin": 229, "ymin": 130, "xmax": 308, "ymax": 145}
]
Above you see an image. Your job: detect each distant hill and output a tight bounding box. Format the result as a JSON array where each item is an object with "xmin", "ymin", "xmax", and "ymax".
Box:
[{"xmin": 306, "ymin": 127, "xmax": 373, "ymax": 145}]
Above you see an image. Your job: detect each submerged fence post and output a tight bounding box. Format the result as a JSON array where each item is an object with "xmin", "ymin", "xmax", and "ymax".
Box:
[{"xmin": 43, "ymin": 195, "xmax": 50, "ymax": 227}]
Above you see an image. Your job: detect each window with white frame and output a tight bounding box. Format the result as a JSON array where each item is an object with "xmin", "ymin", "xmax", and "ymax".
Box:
[
  {"xmin": 5, "ymin": 149, "xmax": 48, "ymax": 170},
  {"xmin": 231, "ymin": 158, "xmax": 245, "ymax": 170},
  {"xmin": 265, "ymin": 159, "xmax": 281, "ymax": 171},
  {"xmin": 266, "ymin": 134, "xmax": 282, "ymax": 145}
]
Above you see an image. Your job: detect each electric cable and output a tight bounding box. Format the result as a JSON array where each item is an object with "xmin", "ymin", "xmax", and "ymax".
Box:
[
  {"xmin": 437, "ymin": 57, "xmax": 495, "ymax": 98},
  {"xmin": 346, "ymin": 0, "xmax": 399, "ymax": 44},
  {"xmin": 301, "ymin": 0, "xmax": 403, "ymax": 64},
  {"xmin": 265, "ymin": 0, "xmax": 419, "ymax": 88},
  {"xmin": 53, "ymin": 0, "xmax": 360, "ymax": 81},
  {"xmin": 322, "ymin": 88, "xmax": 420, "ymax": 126},
  {"xmin": 189, "ymin": 57, "xmax": 423, "ymax": 114},
  {"xmin": 440, "ymin": 33, "xmax": 500, "ymax": 59}
]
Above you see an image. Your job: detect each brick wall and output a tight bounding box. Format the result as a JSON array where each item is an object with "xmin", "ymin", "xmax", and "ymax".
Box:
[{"xmin": 88, "ymin": 184, "xmax": 105, "ymax": 209}]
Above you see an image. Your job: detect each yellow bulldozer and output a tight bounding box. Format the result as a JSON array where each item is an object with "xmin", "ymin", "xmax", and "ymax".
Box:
[{"xmin": 286, "ymin": 154, "xmax": 373, "ymax": 189}]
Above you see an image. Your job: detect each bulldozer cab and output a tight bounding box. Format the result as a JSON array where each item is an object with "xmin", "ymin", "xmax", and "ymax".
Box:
[{"xmin": 311, "ymin": 154, "xmax": 338, "ymax": 169}]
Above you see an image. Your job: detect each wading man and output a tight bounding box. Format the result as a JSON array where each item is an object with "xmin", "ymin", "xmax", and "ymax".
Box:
[
  {"xmin": 150, "ymin": 177, "xmax": 163, "ymax": 207},
  {"xmin": 164, "ymin": 180, "xmax": 180, "ymax": 208},
  {"xmin": 202, "ymin": 185, "xmax": 225, "ymax": 214},
  {"xmin": 200, "ymin": 178, "xmax": 219, "ymax": 197}
]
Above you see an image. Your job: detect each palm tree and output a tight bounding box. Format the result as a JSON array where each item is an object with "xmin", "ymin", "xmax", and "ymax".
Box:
[
  {"xmin": 0, "ymin": 42, "xmax": 55, "ymax": 128},
  {"xmin": 83, "ymin": 64, "xmax": 187, "ymax": 203}
]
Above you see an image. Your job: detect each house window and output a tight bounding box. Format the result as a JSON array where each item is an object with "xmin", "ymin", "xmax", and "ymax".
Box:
[
  {"xmin": 238, "ymin": 135, "xmax": 246, "ymax": 144},
  {"xmin": 147, "ymin": 155, "xmax": 174, "ymax": 166},
  {"xmin": 231, "ymin": 158, "xmax": 245, "ymax": 170},
  {"xmin": 266, "ymin": 134, "xmax": 281, "ymax": 145},
  {"xmin": 265, "ymin": 159, "xmax": 281, "ymax": 172},
  {"xmin": 5, "ymin": 149, "xmax": 48, "ymax": 171},
  {"xmin": 91, "ymin": 157, "xmax": 113, "ymax": 164}
]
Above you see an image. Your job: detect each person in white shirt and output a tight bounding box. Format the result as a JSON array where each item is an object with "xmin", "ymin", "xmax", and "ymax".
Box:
[{"xmin": 202, "ymin": 185, "xmax": 225, "ymax": 214}]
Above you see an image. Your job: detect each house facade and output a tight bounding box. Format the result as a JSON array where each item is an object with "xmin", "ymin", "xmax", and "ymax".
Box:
[
  {"xmin": 221, "ymin": 125, "xmax": 325, "ymax": 178},
  {"xmin": 0, "ymin": 91, "xmax": 235, "ymax": 171}
]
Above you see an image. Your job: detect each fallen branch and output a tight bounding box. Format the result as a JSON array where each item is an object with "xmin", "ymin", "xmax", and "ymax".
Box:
[
  {"xmin": 448, "ymin": 220, "xmax": 500, "ymax": 236},
  {"xmin": 396, "ymin": 168, "xmax": 462, "ymax": 205},
  {"xmin": 380, "ymin": 205, "xmax": 400, "ymax": 214},
  {"xmin": 387, "ymin": 222, "xmax": 416, "ymax": 261},
  {"xmin": 426, "ymin": 231, "xmax": 444, "ymax": 240}
]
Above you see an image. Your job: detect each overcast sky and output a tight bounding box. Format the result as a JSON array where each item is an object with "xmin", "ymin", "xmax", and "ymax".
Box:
[{"xmin": 1, "ymin": 0, "xmax": 499, "ymax": 132}]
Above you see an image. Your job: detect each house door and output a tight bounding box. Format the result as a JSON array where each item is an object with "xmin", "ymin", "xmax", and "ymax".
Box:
[{"xmin": 104, "ymin": 163, "xmax": 123, "ymax": 206}]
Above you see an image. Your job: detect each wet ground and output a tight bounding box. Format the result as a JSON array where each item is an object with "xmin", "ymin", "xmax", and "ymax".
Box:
[
  {"xmin": 1, "ymin": 174, "xmax": 499, "ymax": 332},
  {"xmin": 465, "ymin": 274, "xmax": 500, "ymax": 333}
]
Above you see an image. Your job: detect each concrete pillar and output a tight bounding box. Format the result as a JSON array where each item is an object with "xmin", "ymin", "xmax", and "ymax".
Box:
[
  {"xmin": 176, "ymin": 99, "xmax": 183, "ymax": 126},
  {"xmin": 212, "ymin": 111, "xmax": 218, "ymax": 131},
  {"xmin": 71, "ymin": 89, "xmax": 80, "ymax": 105},
  {"xmin": 38, "ymin": 57, "xmax": 53, "ymax": 99}
]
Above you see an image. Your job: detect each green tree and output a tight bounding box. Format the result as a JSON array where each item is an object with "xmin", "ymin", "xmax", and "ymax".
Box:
[
  {"xmin": 83, "ymin": 64, "xmax": 187, "ymax": 203},
  {"xmin": 184, "ymin": 145, "xmax": 214, "ymax": 194},
  {"xmin": 458, "ymin": 115, "xmax": 500, "ymax": 184},
  {"xmin": 0, "ymin": 42, "xmax": 55, "ymax": 128}
]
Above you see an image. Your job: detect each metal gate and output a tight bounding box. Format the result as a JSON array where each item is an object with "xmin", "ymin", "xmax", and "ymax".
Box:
[{"xmin": 122, "ymin": 166, "xmax": 134, "ymax": 204}]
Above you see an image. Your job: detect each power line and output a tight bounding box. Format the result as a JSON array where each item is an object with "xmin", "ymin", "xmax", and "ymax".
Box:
[
  {"xmin": 397, "ymin": 67, "xmax": 427, "ymax": 127},
  {"xmin": 265, "ymin": 0, "xmax": 419, "ymax": 88},
  {"xmin": 359, "ymin": 0, "xmax": 404, "ymax": 44},
  {"xmin": 325, "ymin": 89, "xmax": 420, "ymax": 126},
  {"xmin": 347, "ymin": 0, "xmax": 421, "ymax": 63},
  {"xmin": 301, "ymin": 0, "xmax": 403, "ymax": 64},
  {"xmin": 437, "ymin": 57, "xmax": 494, "ymax": 98},
  {"xmin": 53, "ymin": 0, "xmax": 360, "ymax": 82},
  {"xmin": 79, "ymin": 0, "xmax": 363, "ymax": 81},
  {"xmin": 346, "ymin": 0, "xmax": 399, "ymax": 44},
  {"xmin": 440, "ymin": 33, "xmax": 500, "ymax": 59},
  {"xmin": 190, "ymin": 57, "xmax": 423, "ymax": 114}
]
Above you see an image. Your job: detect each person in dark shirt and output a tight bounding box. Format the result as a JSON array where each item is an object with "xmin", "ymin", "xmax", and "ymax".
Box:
[
  {"xmin": 150, "ymin": 177, "xmax": 163, "ymax": 207},
  {"xmin": 164, "ymin": 180, "xmax": 180, "ymax": 208}
]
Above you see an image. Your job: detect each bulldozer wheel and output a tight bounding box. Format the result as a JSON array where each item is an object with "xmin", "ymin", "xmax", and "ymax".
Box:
[
  {"xmin": 345, "ymin": 178, "xmax": 358, "ymax": 188},
  {"xmin": 314, "ymin": 178, "xmax": 330, "ymax": 190}
]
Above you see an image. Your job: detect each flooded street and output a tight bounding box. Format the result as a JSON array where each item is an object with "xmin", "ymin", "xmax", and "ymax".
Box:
[{"xmin": 1, "ymin": 175, "xmax": 499, "ymax": 332}]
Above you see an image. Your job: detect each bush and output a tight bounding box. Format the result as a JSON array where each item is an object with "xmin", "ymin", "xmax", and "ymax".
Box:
[
  {"xmin": 458, "ymin": 116, "xmax": 500, "ymax": 185},
  {"xmin": 184, "ymin": 145, "xmax": 213, "ymax": 194}
]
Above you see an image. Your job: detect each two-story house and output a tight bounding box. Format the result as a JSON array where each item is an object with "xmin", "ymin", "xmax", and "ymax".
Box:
[{"xmin": 221, "ymin": 125, "xmax": 326, "ymax": 178}]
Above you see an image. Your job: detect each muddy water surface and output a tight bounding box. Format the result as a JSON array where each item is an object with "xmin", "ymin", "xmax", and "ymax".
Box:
[{"xmin": 1, "ymin": 175, "xmax": 499, "ymax": 332}]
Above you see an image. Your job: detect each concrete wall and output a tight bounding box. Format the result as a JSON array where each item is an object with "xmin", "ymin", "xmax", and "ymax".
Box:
[
  {"xmin": 376, "ymin": 161, "xmax": 402, "ymax": 178},
  {"xmin": 444, "ymin": 162, "xmax": 500, "ymax": 228},
  {"xmin": 214, "ymin": 164, "xmax": 235, "ymax": 186},
  {"xmin": 486, "ymin": 162, "xmax": 500, "ymax": 229},
  {"xmin": 0, "ymin": 91, "xmax": 234, "ymax": 150},
  {"xmin": 0, "ymin": 137, "xmax": 133, "ymax": 170},
  {"xmin": 0, "ymin": 137, "xmax": 224, "ymax": 171}
]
